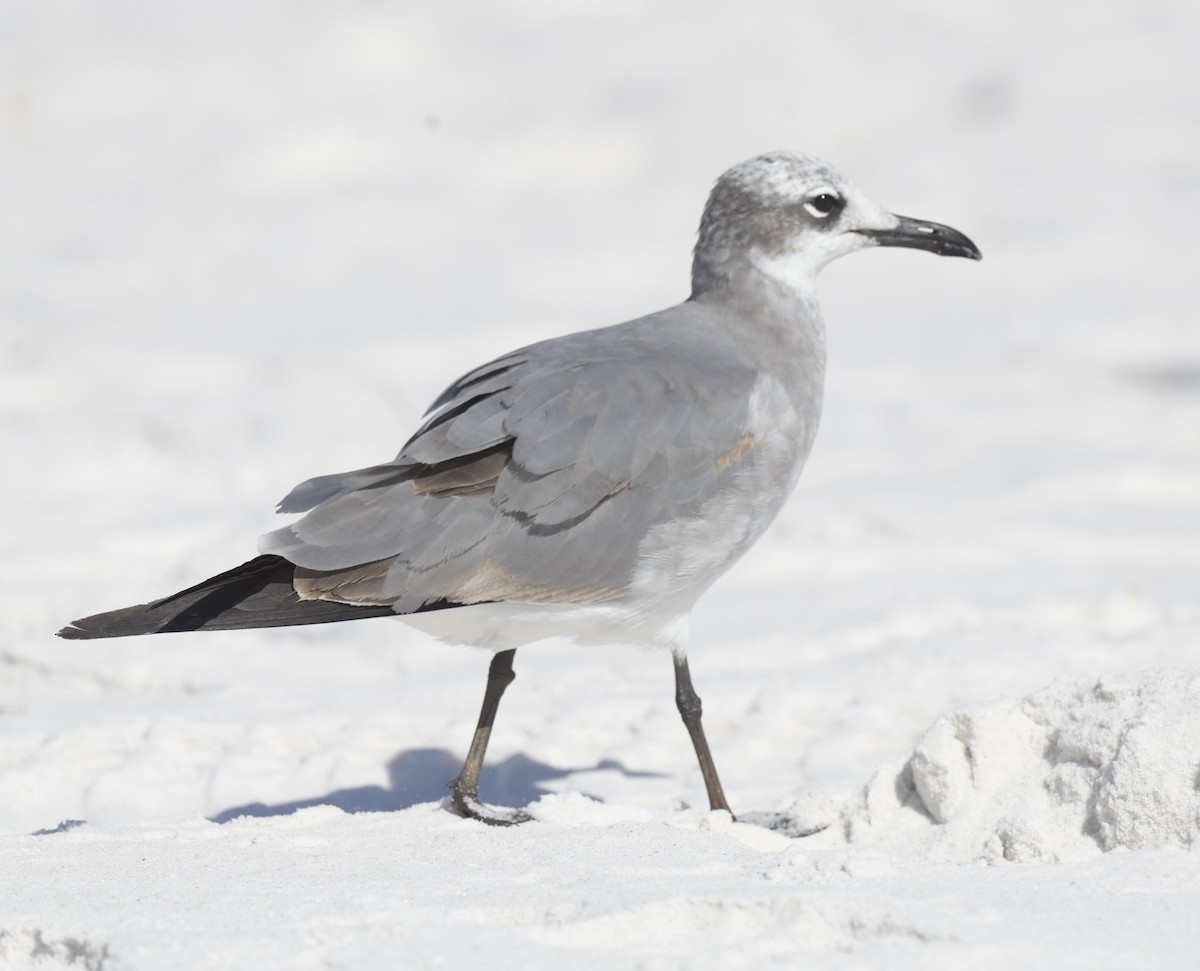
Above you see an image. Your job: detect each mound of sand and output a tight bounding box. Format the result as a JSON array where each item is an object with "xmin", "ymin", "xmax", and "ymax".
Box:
[{"xmin": 804, "ymin": 669, "xmax": 1200, "ymax": 863}]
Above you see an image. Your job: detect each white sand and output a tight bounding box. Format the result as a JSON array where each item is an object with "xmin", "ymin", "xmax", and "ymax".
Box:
[{"xmin": 2, "ymin": 1, "xmax": 1199, "ymax": 968}]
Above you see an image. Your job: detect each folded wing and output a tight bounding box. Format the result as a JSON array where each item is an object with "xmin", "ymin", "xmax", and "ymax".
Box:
[{"xmin": 260, "ymin": 316, "xmax": 761, "ymax": 613}]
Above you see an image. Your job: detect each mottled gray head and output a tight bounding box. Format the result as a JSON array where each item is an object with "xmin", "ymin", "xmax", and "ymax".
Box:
[{"xmin": 692, "ymin": 151, "xmax": 980, "ymax": 298}]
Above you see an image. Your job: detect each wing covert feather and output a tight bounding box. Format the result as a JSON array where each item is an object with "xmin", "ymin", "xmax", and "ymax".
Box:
[{"xmin": 261, "ymin": 313, "xmax": 769, "ymax": 609}]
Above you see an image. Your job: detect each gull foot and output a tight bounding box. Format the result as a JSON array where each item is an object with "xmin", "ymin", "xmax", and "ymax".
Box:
[
  {"xmin": 448, "ymin": 790, "xmax": 533, "ymax": 827},
  {"xmin": 736, "ymin": 809, "xmax": 831, "ymax": 839}
]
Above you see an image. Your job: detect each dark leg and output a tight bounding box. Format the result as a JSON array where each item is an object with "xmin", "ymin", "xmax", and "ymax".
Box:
[
  {"xmin": 674, "ymin": 654, "xmax": 733, "ymax": 816},
  {"xmin": 447, "ymin": 649, "xmax": 531, "ymax": 826}
]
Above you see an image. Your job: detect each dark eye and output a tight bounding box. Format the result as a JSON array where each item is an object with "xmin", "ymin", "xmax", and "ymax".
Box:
[{"xmin": 804, "ymin": 192, "xmax": 841, "ymax": 218}]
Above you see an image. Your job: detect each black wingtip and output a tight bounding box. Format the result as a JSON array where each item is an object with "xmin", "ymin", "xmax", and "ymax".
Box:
[
  {"xmin": 54, "ymin": 555, "xmax": 396, "ymax": 639},
  {"xmin": 55, "ymin": 600, "xmax": 190, "ymax": 640}
]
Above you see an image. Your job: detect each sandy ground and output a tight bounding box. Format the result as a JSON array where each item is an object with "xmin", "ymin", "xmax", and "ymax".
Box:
[{"xmin": 2, "ymin": 1, "xmax": 1199, "ymax": 968}]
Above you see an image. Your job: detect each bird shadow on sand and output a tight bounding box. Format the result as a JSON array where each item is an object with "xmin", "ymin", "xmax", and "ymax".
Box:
[{"xmin": 209, "ymin": 748, "xmax": 666, "ymax": 824}]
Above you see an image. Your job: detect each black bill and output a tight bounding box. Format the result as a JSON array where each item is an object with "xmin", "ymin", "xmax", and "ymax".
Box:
[{"xmin": 860, "ymin": 214, "xmax": 982, "ymax": 260}]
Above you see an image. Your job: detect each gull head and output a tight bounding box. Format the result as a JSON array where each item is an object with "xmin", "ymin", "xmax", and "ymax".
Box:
[{"xmin": 691, "ymin": 151, "xmax": 981, "ymax": 299}]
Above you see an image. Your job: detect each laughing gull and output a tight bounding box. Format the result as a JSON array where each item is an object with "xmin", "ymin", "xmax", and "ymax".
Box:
[{"xmin": 59, "ymin": 151, "xmax": 980, "ymax": 825}]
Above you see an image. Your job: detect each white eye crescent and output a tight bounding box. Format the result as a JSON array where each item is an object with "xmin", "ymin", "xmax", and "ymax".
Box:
[{"xmin": 804, "ymin": 191, "xmax": 842, "ymax": 219}]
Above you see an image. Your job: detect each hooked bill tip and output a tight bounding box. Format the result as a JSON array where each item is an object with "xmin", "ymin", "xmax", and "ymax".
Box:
[{"xmin": 862, "ymin": 215, "xmax": 982, "ymax": 261}]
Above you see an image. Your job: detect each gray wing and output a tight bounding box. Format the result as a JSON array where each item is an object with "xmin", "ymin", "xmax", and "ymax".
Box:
[{"xmin": 259, "ymin": 314, "xmax": 761, "ymax": 613}]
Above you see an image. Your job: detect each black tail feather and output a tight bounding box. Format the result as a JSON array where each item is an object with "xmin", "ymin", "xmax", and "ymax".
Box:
[{"xmin": 57, "ymin": 554, "xmax": 395, "ymax": 640}]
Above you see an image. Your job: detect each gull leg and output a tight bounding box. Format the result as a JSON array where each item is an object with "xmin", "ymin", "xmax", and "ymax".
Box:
[
  {"xmin": 673, "ymin": 653, "xmax": 733, "ymax": 816},
  {"xmin": 448, "ymin": 649, "xmax": 532, "ymax": 826}
]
